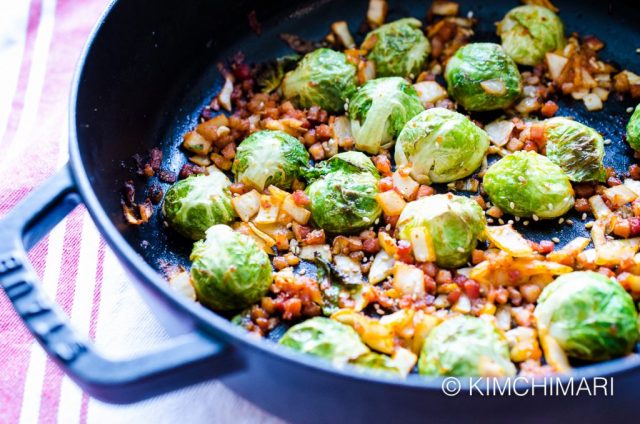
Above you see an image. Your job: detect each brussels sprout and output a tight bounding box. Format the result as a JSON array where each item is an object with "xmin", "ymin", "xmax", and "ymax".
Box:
[
  {"xmin": 279, "ymin": 317, "xmax": 369, "ymax": 364},
  {"xmin": 395, "ymin": 108, "xmax": 490, "ymax": 184},
  {"xmin": 162, "ymin": 171, "xmax": 236, "ymax": 240},
  {"xmin": 351, "ymin": 352, "xmax": 403, "ymax": 376},
  {"xmin": 307, "ymin": 152, "xmax": 382, "ymax": 234},
  {"xmin": 282, "ymin": 48, "xmax": 357, "ymax": 113},
  {"xmin": 348, "ymin": 77, "xmax": 424, "ymax": 154},
  {"xmin": 190, "ymin": 225, "xmax": 272, "ymax": 311},
  {"xmin": 543, "ymin": 117, "xmax": 605, "ymax": 182},
  {"xmin": 418, "ymin": 316, "xmax": 516, "ymax": 377},
  {"xmin": 535, "ymin": 271, "xmax": 638, "ymax": 361},
  {"xmin": 255, "ymin": 54, "xmax": 300, "ymax": 93},
  {"xmin": 362, "ymin": 18, "xmax": 430, "ymax": 78},
  {"xmin": 444, "ymin": 43, "xmax": 522, "ymax": 112},
  {"xmin": 232, "ymin": 130, "xmax": 309, "ymax": 191},
  {"xmin": 397, "ymin": 194, "xmax": 486, "ymax": 268},
  {"xmin": 483, "ymin": 151, "xmax": 574, "ymax": 219},
  {"xmin": 626, "ymin": 104, "xmax": 640, "ymax": 151},
  {"xmin": 497, "ymin": 5, "xmax": 565, "ymax": 66}
]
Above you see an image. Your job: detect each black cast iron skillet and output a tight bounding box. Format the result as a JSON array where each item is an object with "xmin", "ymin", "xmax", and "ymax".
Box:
[{"xmin": 1, "ymin": 0, "xmax": 639, "ymax": 422}]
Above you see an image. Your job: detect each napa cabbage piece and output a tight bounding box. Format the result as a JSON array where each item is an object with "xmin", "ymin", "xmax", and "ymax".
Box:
[
  {"xmin": 444, "ymin": 43, "xmax": 522, "ymax": 111},
  {"xmin": 535, "ymin": 271, "xmax": 638, "ymax": 361},
  {"xmin": 418, "ymin": 316, "xmax": 516, "ymax": 377},
  {"xmin": 483, "ymin": 151, "xmax": 574, "ymax": 219},
  {"xmin": 162, "ymin": 170, "xmax": 236, "ymax": 240},
  {"xmin": 232, "ymin": 130, "xmax": 309, "ymax": 192},
  {"xmin": 543, "ymin": 117, "xmax": 605, "ymax": 182},
  {"xmin": 348, "ymin": 77, "xmax": 424, "ymax": 154},
  {"xmin": 395, "ymin": 108, "xmax": 490, "ymax": 184},
  {"xmin": 396, "ymin": 194, "xmax": 486, "ymax": 268},
  {"xmin": 362, "ymin": 18, "xmax": 430, "ymax": 78},
  {"xmin": 190, "ymin": 225, "xmax": 272, "ymax": 311},
  {"xmin": 281, "ymin": 48, "xmax": 357, "ymax": 113},
  {"xmin": 497, "ymin": 5, "xmax": 565, "ymax": 66}
]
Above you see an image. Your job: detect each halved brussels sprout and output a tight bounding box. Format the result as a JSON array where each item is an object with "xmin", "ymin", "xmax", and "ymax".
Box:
[
  {"xmin": 395, "ymin": 108, "xmax": 490, "ymax": 184},
  {"xmin": 535, "ymin": 271, "xmax": 638, "ymax": 361},
  {"xmin": 307, "ymin": 152, "xmax": 382, "ymax": 234},
  {"xmin": 232, "ymin": 130, "xmax": 309, "ymax": 191},
  {"xmin": 543, "ymin": 117, "xmax": 605, "ymax": 182},
  {"xmin": 626, "ymin": 104, "xmax": 640, "ymax": 151},
  {"xmin": 483, "ymin": 151, "xmax": 574, "ymax": 219},
  {"xmin": 348, "ymin": 77, "xmax": 424, "ymax": 154},
  {"xmin": 162, "ymin": 171, "xmax": 236, "ymax": 240},
  {"xmin": 282, "ymin": 48, "xmax": 357, "ymax": 113},
  {"xmin": 397, "ymin": 194, "xmax": 486, "ymax": 268},
  {"xmin": 279, "ymin": 317, "xmax": 369, "ymax": 364},
  {"xmin": 190, "ymin": 225, "xmax": 272, "ymax": 311},
  {"xmin": 418, "ymin": 315, "xmax": 516, "ymax": 377},
  {"xmin": 362, "ymin": 18, "xmax": 430, "ymax": 78},
  {"xmin": 497, "ymin": 5, "xmax": 565, "ymax": 66},
  {"xmin": 444, "ymin": 43, "xmax": 522, "ymax": 112}
]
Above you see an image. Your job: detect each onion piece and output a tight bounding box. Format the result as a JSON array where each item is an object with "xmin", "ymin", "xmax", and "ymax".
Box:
[
  {"xmin": 484, "ymin": 120, "xmax": 515, "ymax": 147},
  {"xmin": 480, "ymin": 79, "xmax": 506, "ymax": 96},
  {"xmin": 217, "ymin": 76, "xmax": 234, "ymax": 111},
  {"xmin": 368, "ymin": 250, "xmax": 395, "ymax": 284},
  {"xmin": 331, "ymin": 21, "xmax": 356, "ymax": 49},
  {"xmin": 545, "ymin": 52, "xmax": 569, "ymax": 80},
  {"xmin": 413, "ymin": 81, "xmax": 448, "ymax": 105},
  {"xmin": 366, "ymin": 0, "xmax": 387, "ymax": 29},
  {"xmin": 393, "ymin": 262, "xmax": 426, "ymax": 298}
]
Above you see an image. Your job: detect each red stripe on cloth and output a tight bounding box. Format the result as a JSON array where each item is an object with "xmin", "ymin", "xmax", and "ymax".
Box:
[
  {"xmin": 37, "ymin": 208, "xmax": 84, "ymax": 424},
  {"xmin": 78, "ymin": 238, "xmax": 106, "ymax": 424},
  {"xmin": 0, "ymin": 236, "xmax": 49, "ymax": 424},
  {"xmin": 1, "ymin": 0, "xmax": 41, "ymax": 148}
]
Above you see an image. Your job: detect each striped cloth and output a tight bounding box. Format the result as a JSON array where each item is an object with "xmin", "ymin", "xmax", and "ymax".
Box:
[{"xmin": 0, "ymin": 1, "xmax": 281, "ymax": 423}]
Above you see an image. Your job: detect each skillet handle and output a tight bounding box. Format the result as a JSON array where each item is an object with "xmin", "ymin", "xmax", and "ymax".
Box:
[{"xmin": 0, "ymin": 166, "xmax": 240, "ymax": 404}]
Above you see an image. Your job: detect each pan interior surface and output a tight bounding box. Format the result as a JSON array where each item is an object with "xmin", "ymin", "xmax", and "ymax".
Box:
[{"xmin": 74, "ymin": 0, "xmax": 639, "ymax": 358}]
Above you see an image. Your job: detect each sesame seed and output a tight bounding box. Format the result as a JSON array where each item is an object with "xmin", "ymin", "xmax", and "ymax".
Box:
[
  {"xmin": 515, "ymin": 216, "xmax": 520, "ymax": 222},
  {"xmin": 467, "ymin": 10, "xmax": 474, "ymax": 18},
  {"xmin": 498, "ymin": 218, "xmax": 504, "ymax": 225},
  {"xmin": 636, "ymin": 48, "xmax": 640, "ymax": 54},
  {"xmin": 558, "ymin": 218, "xmax": 564, "ymax": 224},
  {"xmin": 363, "ymin": 217, "xmax": 371, "ymax": 223},
  {"xmin": 585, "ymin": 221, "xmax": 594, "ymax": 229},
  {"xmin": 385, "ymin": 224, "xmax": 391, "ymax": 231},
  {"xmin": 532, "ymin": 214, "xmax": 539, "ymax": 221},
  {"xmin": 566, "ymin": 219, "xmax": 574, "ymax": 225},
  {"xmin": 552, "ymin": 237, "xmax": 560, "ymax": 243},
  {"xmin": 374, "ymin": 218, "xmax": 380, "ymax": 225},
  {"xmin": 581, "ymin": 213, "xmax": 587, "ymax": 220},
  {"xmin": 523, "ymin": 221, "xmax": 530, "ymax": 226},
  {"xmin": 603, "ymin": 139, "xmax": 612, "ymax": 145},
  {"xmin": 457, "ymin": 247, "xmax": 465, "ymax": 253},
  {"xmin": 487, "ymin": 218, "xmax": 494, "ymax": 224},
  {"xmin": 508, "ymin": 220, "xmax": 514, "ymax": 225},
  {"xmin": 548, "ymin": 203, "xmax": 553, "ymax": 210},
  {"xmin": 299, "ymin": 269, "xmax": 306, "ymax": 275},
  {"xmin": 510, "ymin": 202, "xmax": 515, "ymax": 209},
  {"xmin": 628, "ymin": 107, "xmax": 635, "ymax": 113}
]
